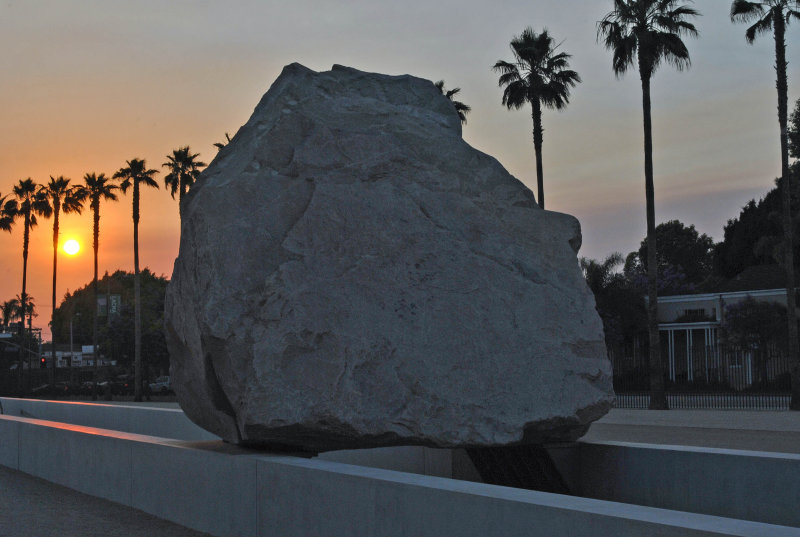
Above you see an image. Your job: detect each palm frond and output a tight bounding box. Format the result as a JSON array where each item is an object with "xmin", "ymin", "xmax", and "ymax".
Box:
[
  {"xmin": 745, "ymin": 10, "xmax": 775, "ymax": 42},
  {"xmin": 731, "ymin": 0, "xmax": 765, "ymax": 23}
]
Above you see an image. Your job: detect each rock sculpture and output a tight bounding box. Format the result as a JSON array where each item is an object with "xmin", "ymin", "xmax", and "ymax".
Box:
[{"xmin": 165, "ymin": 63, "xmax": 613, "ymax": 452}]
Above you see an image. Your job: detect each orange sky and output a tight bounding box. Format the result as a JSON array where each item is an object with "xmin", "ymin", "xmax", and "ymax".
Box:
[{"xmin": 1, "ymin": 0, "xmax": 799, "ymax": 341}]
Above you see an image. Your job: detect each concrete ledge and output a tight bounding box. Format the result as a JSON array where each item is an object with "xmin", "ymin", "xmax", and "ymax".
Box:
[
  {"xmin": 1, "ymin": 414, "xmax": 798, "ymax": 537},
  {"xmin": 0, "ymin": 397, "xmax": 217, "ymax": 441},
  {"xmin": 0, "ymin": 397, "xmax": 452, "ymax": 478}
]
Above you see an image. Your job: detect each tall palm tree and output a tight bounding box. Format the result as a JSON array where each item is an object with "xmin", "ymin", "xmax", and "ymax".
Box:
[
  {"xmin": 731, "ymin": 0, "xmax": 800, "ymax": 409},
  {"xmin": 163, "ymin": 146, "xmax": 206, "ymax": 215},
  {"xmin": 43, "ymin": 176, "xmax": 86, "ymax": 382},
  {"xmin": 114, "ymin": 159, "xmax": 159, "ymax": 401},
  {"xmin": 10, "ymin": 179, "xmax": 52, "ymax": 354},
  {"xmin": 434, "ymin": 80, "xmax": 472, "ymax": 125},
  {"xmin": 493, "ymin": 27, "xmax": 581, "ymax": 210},
  {"xmin": 83, "ymin": 172, "xmax": 119, "ymax": 400},
  {"xmin": 598, "ymin": 0, "xmax": 699, "ymax": 410}
]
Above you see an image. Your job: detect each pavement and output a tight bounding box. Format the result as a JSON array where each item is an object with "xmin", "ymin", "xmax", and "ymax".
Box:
[{"xmin": 2, "ymin": 404, "xmax": 799, "ymax": 535}]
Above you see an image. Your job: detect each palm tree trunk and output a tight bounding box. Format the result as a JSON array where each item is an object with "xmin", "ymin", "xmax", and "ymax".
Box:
[
  {"xmin": 531, "ymin": 100, "xmax": 545, "ymax": 209},
  {"xmin": 641, "ymin": 71, "xmax": 668, "ymax": 410},
  {"xmin": 133, "ymin": 183, "xmax": 142, "ymax": 402},
  {"xmin": 92, "ymin": 200, "xmax": 100, "ymax": 401},
  {"xmin": 18, "ymin": 214, "xmax": 30, "ymax": 393},
  {"xmin": 50, "ymin": 205, "xmax": 59, "ymax": 385},
  {"xmin": 774, "ymin": 17, "xmax": 800, "ymax": 410}
]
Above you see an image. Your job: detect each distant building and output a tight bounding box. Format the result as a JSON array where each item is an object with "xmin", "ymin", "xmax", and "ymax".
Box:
[{"xmin": 652, "ymin": 265, "xmax": 793, "ymax": 388}]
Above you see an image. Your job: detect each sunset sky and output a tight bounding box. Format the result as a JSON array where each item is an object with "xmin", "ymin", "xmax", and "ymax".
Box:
[{"xmin": 1, "ymin": 0, "xmax": 798, "ymax": 341}]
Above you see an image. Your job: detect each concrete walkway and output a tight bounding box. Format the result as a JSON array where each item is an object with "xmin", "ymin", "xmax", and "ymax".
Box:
[
  {"xmin": 582, "ymin": 408, "xmax": 800, "ymax": 454},
  {"xmin": 0, "ymin": 465, "xmax": 212, "ymax": 537}
]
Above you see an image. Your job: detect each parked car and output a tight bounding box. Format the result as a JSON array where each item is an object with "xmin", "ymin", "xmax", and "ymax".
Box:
[
  {"xmin": 79, "ymin": 380, "xmax": 96, "ymax": 395},
  {"xmin": 112, "ymin": 374, "xmax": 134, "ymax": 395},
  {"xmin": 29, "ymin": 381, "xmax": 74, "ymax": 397},
  {"xmin": 149, "ymin": 376, "xmax": 171, "ymax": 394}
]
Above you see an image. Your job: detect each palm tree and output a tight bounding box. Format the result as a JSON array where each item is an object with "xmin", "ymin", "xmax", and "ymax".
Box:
[
  {"xmin": 15, "ymin": 294, "xmax": 37, "ymax": 334},
  {"xmin": 83, "ymin": 172, "xmax": 119, "ymax": 400},
  {"xmin": 10, "ymin": 293, "xmax": 38, "ymax": 376},
  {"xmin": 114, "ymin": 159, "xmax": 159, "ymax": 401},
  {"xmin": 213, "ymin": 132, "xmax": 232, "ymax": 152},
  {"xmin": 9, "ymin": 179, "xmax": 52, "ymax": 350},
  {"xmin": 434, "ymin": 80, "xmax": 472, "ymax": 125},
  {"xmin": 0, "ymin": 191, "xmax": 14, "ymax": 232},
  {"xmin": 731, "ymin": 0, "xmax": 800, "ymax": 410},
  {"xmin": 493, "ymin": 27, "xmax": 581, "ymax": 210},
  {"xmin": 1, "ymin": 298, "xmax": 19, "ymax": 330},
  {"xmin": 581, "ymin": 253, "xmax": 625, "ymax": 296},
  {"xmin": 163, "ymin": 146, "xmax": 206, "ymax": 215},
  {"xmin": 598, "ymin": 0, "xmax": 699, "ymax": 410},
  {"xmin": 43, "ymin": 176, "xmax": 86, "ymax": 382}
]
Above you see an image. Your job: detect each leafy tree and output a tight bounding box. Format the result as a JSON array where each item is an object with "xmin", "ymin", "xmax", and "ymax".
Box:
[
  {"xmin": 790, "ymin": 97, "xmax": 800, "ymax": 159},
  {"xmin": 581, "ymin": 253, "xmax": 647, "ymax": 348},
  {"xmin": 635, "ymin": 220, "xmax": 714, "ymax": 285},
  {"xmin": 598, "ymin": 0, "xmax": 700, "ymax": 409},
  {"xmin": 731, "ymin": 0, "xmax": 800, "ymax": 409},
  {"xmin": 723, "ymin": 296, "xmax": 788, "ymax": 386},
  {"xmin": 51, "ymin": 270, "xmax": 170, "ymax": 376},
  {"xmin": 83, "ymin": 172, "xmax": 119, "ymax": 399},
  {"xmin": 163, "ymin": 146, "xmax": 206, "ymax": 213},
  {"xmin": 434, "ymin": 80, "xmax": 471, "ymax": 125},
  {"xmin": 42, "ymin": 176, "xmax": 86, "ymax": 382},
  {"xmin": 493, "ymin": 27, "xmax": 581, "ymax": 210},
  {"xmin": 713, "ymin": 169, "xmax": 800, "ymax": 279},
  {"xmin": 625, "ymin": 254, "xmax": 696, "ymax": 295},
  {"xmin": 114, "ymin": 159, "xmax": 159, "ymax": 401}
]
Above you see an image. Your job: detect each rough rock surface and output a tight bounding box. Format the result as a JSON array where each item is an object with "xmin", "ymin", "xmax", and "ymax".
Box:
[{"xmin": 165, "ymin": 63, "xmax": 613, "ymax": 452}]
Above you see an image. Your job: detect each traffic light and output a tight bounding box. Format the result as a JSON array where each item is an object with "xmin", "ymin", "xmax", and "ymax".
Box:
[{"xmin": 40, "ymin": 357, "xmax": 46, "ymax": 369}]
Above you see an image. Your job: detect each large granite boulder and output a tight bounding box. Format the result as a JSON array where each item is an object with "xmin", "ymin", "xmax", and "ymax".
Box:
[{"xmin": 165, "ymin": 63, "xmax": 613, "ymax": 452}]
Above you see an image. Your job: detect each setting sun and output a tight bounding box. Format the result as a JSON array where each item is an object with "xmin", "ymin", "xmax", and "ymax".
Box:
[{"xmin": 63, "ymin": 239, "xmax": 81, "ymax": 256}]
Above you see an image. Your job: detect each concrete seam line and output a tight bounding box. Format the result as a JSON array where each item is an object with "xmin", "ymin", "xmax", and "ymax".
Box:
[
  {"xmin": 255, "ymin": 458, "xmax": 260, "ymax": 537},
  {"xmin": 128, "ymin": 441, "xmax": 133, "ymax": 506}
]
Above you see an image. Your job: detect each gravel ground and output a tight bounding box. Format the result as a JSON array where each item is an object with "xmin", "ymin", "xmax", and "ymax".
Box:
[{"xmin": 0, "ymin": 466, "xmax": 212, "ymax": 537}]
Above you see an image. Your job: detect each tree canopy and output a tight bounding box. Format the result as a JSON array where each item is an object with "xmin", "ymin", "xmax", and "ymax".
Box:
[
  {"xmin": 714, "ymin": 169, "xmax": 800, "ymax": 278},
  {"xmin": 51, "ymin": 270, "xmax": 170, "ymax": 375},
  {"xmin": 636, "ymin": 219, "xmax": 714, "ymax": 285}
]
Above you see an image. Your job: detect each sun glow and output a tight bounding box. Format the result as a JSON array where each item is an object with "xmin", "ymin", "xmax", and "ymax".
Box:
[{"xmin": 63, "ymin": 239, "xmax": 81, "ymax": 256}]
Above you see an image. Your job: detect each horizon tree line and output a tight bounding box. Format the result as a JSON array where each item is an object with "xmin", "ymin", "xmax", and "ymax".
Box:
[{"xmin": 0, "ymin": 146, "xmax": 206, "ymax": 401}]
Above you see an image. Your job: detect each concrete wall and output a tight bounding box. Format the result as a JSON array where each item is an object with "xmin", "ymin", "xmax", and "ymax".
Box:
[
  {"xmin": 0, "ymin": 397, "xmax": 217, "ymax": 441},
  {"xmin": 578, "ymin": 440, "xmax": 800, "ymax": 528},
  {"xmin": 2, "ymin": 414, "xmax": 793, "ymax": 537}
]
